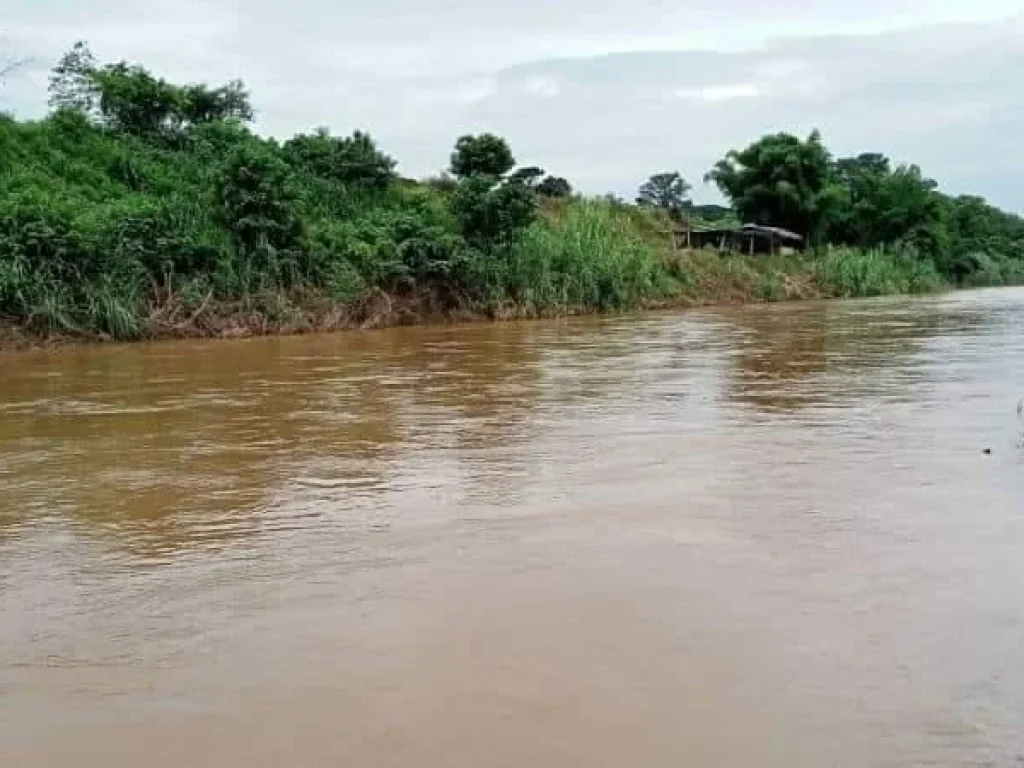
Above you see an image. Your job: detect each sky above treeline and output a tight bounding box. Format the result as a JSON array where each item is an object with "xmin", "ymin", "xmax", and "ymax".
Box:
[{"xmin": 2, "ymin": 0, "xmax": 1022, "ymax": 211}]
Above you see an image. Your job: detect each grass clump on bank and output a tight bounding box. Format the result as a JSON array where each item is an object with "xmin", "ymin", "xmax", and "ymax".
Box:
[
  {"xmin": 817, "ymin": 247, "xmax": 944, "ymax": 297},
  {"xmin": 500, "ymin": 201, "xmax": 670, "ymax": 314}
]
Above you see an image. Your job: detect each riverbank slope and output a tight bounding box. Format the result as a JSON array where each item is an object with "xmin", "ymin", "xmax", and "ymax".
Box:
[{"xmin": 3, "ymin": 45, "xmax": 1022, "ymax": 348}]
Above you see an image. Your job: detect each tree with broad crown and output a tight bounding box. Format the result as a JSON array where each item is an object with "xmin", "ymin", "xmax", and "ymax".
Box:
[
  {"xmin": 705, "ymin": 130, "xmax": 834, "ymax": 243},
  {"xmin": 636, "ymin": 172, "xmax": 692, "ymax": 218},
  {"xmin": 450, "ymin": 134, "xmax": 515, "ymax": 179},
  {"xmin": 47, "ymin": 41, "xmax": 253, "ymax": 139},
  {"xmin": 283, "ymin": 128, "xmax": 396, "ymax": 189},
  {"xmin": 537, "ymin": 176, "xmax": 572, "ymax": 198},
  {"xmin": 450, "ymin": 175, "xmax": 536, "ymax": 250}
]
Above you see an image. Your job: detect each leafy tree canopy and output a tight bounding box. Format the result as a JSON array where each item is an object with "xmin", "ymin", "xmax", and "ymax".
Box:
[
  {"xmin": 48, "ymin": 41, "xmax": 253, "ymax": 140},
  {"xmin": 283, "ymin": 128, "xmax": 396, "ymax": 189},
  {"xmin": 508, "ymin": 166, "xmax": 545, "ymax": 188},
  {"xmin": 450, "ymin": 133, "xmax": 515, "ymax": 179},
  {"xmin": 637, "ymin": 172, "xmax": 692, "ymax": 218},
  {"xmin": 451, "ymin": 174, "xmax": 536, "ymax": 250},
  {"xmin": 705, "ymin": 131, "xmax": 833, "ymax": 242},
  {"xmin": 537, "ymin": 175, "xmax": 573, "ymax": 198}
]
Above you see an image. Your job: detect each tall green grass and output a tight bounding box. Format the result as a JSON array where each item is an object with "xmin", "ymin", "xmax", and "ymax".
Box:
[
  {"xmin": 816, "ymin": 246, "xmax": 944, "ymax": 297},
  {"xmin": 500, "ymin": 200, "xmax": 671, "ymax": 314}
]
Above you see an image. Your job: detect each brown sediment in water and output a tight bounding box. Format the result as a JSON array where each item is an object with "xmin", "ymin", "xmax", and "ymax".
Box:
[
  {"xmin": 3, "ymin": 288, "xmax": 1024, "ymax": 767},
  {"xmin": 6, "ymin": 288, "xmax": 1024, "ymax": 767}
]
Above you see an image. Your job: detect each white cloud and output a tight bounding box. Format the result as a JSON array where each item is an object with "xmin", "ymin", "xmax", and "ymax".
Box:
[
  {"xmin": 673, "ymin": 83, "xmax": 760, "ymax": 102},
  {"xmin": 412, "ymin": 78, "xmax": 497, "ymax": 106},
  {"xmin": 518, "ymin": 77, "xmax": 560, "ymax": 98}
]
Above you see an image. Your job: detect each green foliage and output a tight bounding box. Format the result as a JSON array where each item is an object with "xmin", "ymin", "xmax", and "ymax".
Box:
[
  {"xmin": 323, "ymin": 259, "xmax": 367, "ymax": 305},
  {"xmin": 825, "ymin": 156, "xmax": 950, "ymax": 261},
  {"xmin": 943, "ymin": 194, "xmax": 1024, "ymax": 282},
  {"xmin": 91, "ymin": 63, "xmax": 185, "ymax": 138},
  {"xmin": 686, "ymin": 203, "xmax": 734, "ymax": 222},
  {"xmin": 47, "ymin": 41, "xmax": 253, "ymax": 143},
  {"xmin": 537, "ymin": 175, "xmax": 572, "ymax": 198},
  {"xmin": 706, "ymin": 131, "xmax": 834, "ymax": 243},
  {"xmin": 4, "ymin": 48, "xmax": 566, "ymax": 338},
  {"xmin": 422, "ymin": 172, "xmax": 458, "ymax": 194},
  {"xmin": 451, "ymin": 174, "xmax": 536, "ymax": 250},
  {"xmin": 509, "ymin": 166, "xmax": 545, "ymax": 188},
  {"xmin": 48, "ymin": 41, "xmax": 98, "ymax": 115},
  {"xmin": 215, "ymin": 142, "xmax": 300, "ymax": 260},
  {"xmin": 709, "ymin": 131, "xmax": 1023, "ymax": 282},
  {"xmin": 450, "ymin": 134, "xmax": 515, "ymax": 179},
  {"xmin": 636, "ymin": 172, "xmax": 692, "ymax": 218},
  {"xmin": 501, "ymin": 201, "xmax": 667, "ymax": 312},
  {"xmin": 283, "ymin": 128, "xmax": 396, "ymax": 190},
  {"xmin": 817, "ymin": 246, "xmax": 943, "ymax": 297},
  {"xmin": 178, "ymin": 80, "xmax": 252, "ymax": 125},
  {"xmin": 507, "ymin": 168, "xmax": 573, "ymax": 198}
]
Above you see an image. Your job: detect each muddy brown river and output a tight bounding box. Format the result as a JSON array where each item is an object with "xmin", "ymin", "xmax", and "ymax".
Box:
[{"xmin": 2, "ymin": 289, "xmax": 1023, "ymax": 767}]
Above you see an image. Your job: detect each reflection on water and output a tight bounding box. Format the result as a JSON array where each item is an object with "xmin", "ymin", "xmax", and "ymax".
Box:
[{"xmin": 2, "ymin": 288, "xmax": 1024, "ymax": 767}]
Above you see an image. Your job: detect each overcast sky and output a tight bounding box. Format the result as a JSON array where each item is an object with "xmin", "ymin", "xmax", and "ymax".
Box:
[{"xmin": 2, "ymin": 1, "xmax": 1022, "ymax": 210}]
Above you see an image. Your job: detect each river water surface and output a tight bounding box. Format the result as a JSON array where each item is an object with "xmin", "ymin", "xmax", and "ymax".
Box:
[{"xmin": 2, "ymin": 289, "xmax": 1024, "ymax": 767}]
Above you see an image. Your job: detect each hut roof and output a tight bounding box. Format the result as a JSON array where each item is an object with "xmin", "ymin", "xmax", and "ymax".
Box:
[{"xmin": 739, "ymin": 223, "xmax": 803, "ymax": 242}]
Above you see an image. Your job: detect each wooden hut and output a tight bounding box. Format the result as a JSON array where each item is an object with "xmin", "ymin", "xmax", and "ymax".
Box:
[
  {"xmin": 674, "ymin": 222, "xmax": 803, "ymax": 255},
  {"xmin": 736, "ymin": 224, "xmax": 803, "ymax": 255}
]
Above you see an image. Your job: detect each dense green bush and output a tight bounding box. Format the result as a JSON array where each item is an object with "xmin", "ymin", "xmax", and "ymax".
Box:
[
  {"xmin": 449, "ymin": 134, "xmax": 515, "ymax": 179},
  {"xmin": 283, "ymin": 129, "xmax": 396, "ymax": 190},
  {"xmin": 451, "ymin": 174, "xmax": 537, "ymax": 250}
]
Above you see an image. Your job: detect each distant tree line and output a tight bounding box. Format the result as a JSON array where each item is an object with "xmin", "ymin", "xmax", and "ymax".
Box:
[{"xmin": 635, "ymin": 131, "xmax": 1023, "ymax": 282}]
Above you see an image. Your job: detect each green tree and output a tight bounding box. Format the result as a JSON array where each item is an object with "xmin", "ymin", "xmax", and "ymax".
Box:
[
  {"xmin": 178, "ymin": 80, "xmax": 253, "ymax": 124},
  {"xmin": 48, "ymin": 41, "xmax": 98, "ymax": 115},
  {"xmin": 828, "ymin": 154, "xmax": 949, "ymax": 264},
  {"xmin": 537, "ymin": 175, "xmax": 572, "ymax": 198},
  {"xmin": 91, "ymin": 62, "xmax": 182, "ymax": 137},
  {"xmin": 871, "ymin": 165, "xmax": 948, "ymax": 260},
  {"xmin": 215, "ymin": 142, "xmax": 300, "ymax": 260},
  {"xmin": 706, "ymin": 131, "xmax": 834, "ymax": 243},
  {"xmin": 636, "ymin": 172, "xmax": 691, "ymax": 217},
  {"xmin": 283, "ymin": 128, "xmax": 396, "ymax": 189},
  {"xmin": 451, "ymin": 175, "xmax": 536, "ymax": 250},
  {"xmin": 48, "ymin": 43, "xmax": 253, "ymax": 139},
  {"xmin": 508, "ymin": 166, "xmax": 545, "ymax": 189},
  {"xmin": 450, "ymin": 134, "xmax": 515, "ymax": 179},
  {"xmin": 688, "ymin": 203, "xmax": 734, "ymax": 223},
  {"xmin": 828, "ymin": 152, "xmax": 892, "ymax": 245}
]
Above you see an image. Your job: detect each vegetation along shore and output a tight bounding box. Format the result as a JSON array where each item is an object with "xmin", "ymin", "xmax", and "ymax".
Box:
[{"xmin": 1, "ymin": 43, "xmax": 1022, "ymax": 346}]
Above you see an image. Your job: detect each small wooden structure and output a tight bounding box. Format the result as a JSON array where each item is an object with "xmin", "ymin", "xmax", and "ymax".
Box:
[{"xmin": 675, "ymin": 222, "xmax": 803, "ymax": 255}]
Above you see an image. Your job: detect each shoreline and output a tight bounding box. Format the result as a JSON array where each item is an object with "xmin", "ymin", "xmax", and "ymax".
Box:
[
  {"xmin": 0, "ymin": 277, "xmax": 866, "ymax": 353},
  {"xmin": 2, "ymin": 242, "xmax": 992, "ymax": 354}
]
